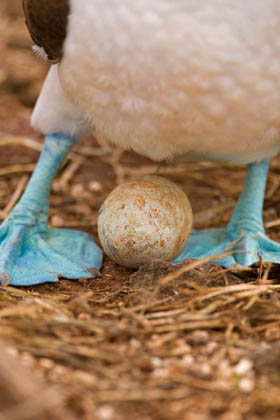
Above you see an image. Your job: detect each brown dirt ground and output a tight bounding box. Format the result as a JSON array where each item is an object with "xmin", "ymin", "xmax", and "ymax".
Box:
[{"xmin": 1, "ymin": 2, "xmax": 280, "ymax": 419}]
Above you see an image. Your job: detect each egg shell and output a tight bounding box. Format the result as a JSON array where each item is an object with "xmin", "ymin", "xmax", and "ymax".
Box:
[{"xmin": 98, "ymin": 175, "xmax": 193, "ymax": 268}]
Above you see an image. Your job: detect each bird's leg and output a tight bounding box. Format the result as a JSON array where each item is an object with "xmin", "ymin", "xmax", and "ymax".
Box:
[
  {"xmin": 226, "ymin": 160, "xmax": 267, "ymax": 237},
  {"xmin": 9, "ymin": 134, "xmax": 74, "ymax": 223},
  {"xmin": 173, "ymin": 159, "xmax": 280, "ymax": 267},
  {"xmin": 0, "ymin": 133, "xmax": 102, "ymax": 286}
]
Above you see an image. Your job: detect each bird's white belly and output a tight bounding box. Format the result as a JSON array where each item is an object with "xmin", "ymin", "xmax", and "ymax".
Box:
[{"xmin": 34, "ymin": 0, "xmax": 280, "ymax": 163}]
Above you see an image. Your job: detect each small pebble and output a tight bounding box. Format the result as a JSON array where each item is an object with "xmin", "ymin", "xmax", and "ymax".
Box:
[
  {"xmin": 71, "ymin": 183, "xmax": 85, "ymax": 197},
  {"xmin": 199, "ymin": 362, "xmax": 212, "ymax": 376},
  {"xmin": 51, "ymin": 215, "xmax": 64, "ymax": 227},
  {"xmin": 205, "ymin": 341, "xmax": 218, "ymax": 355},
  {"xmin": 39, "ymin": 358, "xmax": 55, "ymax": 370},
  {"xmin": 98, "ymin": 405, "xmax": 115, "ymax": 420},
  {"xmin": 182, "ymin": 354, "xmax": 195, "ymax": 366},
  {"xmin": 73, "ymin": 370, "xmax": 96, "ymax": 386},
  {"xmin": 189, "ymin": 330, "xmax": 209, "ymax": 344},
  {"xmin": 78, "ymin": 312, "xmax": 91, "ymax": 321},
  {"xmin": 89, "ymin": 180, "xmax": 102, "ymax": 192},
  {"xmin": 129, "ymin": 338, "xmax": 141, "ymax": 348},
  {"xmin": 238, "ymin": 377, "xmax": 255, "ymax": 393},
  {"xmin": 234, "ymin": 358, "xmax": 253, "ymax": 375},
  {"xmin": 151, "ymin": 357, "xmax": 164, "ymax": 368}
]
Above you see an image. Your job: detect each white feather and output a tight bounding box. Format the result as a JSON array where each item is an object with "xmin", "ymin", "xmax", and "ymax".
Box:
[
  {"xmin": 32, "ymin": 45, "xmax": 49, "ymax": 62},
  {"xmin": 32, "ymin": 0, "xmax": 280, "ymax": 163},
  {"xmin": 31, "ymin": 65, "xmax": 91, "ymax": 137}
]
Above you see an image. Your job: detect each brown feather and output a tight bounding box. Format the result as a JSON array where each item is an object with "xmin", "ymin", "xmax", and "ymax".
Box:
[{"xmin": 23, "ymin": 0, "xmax": 70, "ymax": 63}]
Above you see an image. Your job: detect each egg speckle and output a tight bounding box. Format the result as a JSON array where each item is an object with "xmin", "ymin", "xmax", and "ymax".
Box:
[{"xmin": 98, "ymin": 175, "xmax": 192, "ymax": 268}]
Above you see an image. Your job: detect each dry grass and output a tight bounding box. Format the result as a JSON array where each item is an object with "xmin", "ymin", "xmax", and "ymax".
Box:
[{"xmin": 1, "ymin": 255, "xmax": 280, "ymax": 419}]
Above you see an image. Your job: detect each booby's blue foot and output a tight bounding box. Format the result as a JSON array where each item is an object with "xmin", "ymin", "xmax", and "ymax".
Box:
[
  {"xmin": 172, "ymin": 226, "xmax": 280, "ymax": 268},
  {"xmin": 173, "ymin": 160, "xmax": 280, "ymax": 268},
  {"xmin": 0, "ymin": 223, "xmax": 102, "ymax": 286},
  {"xmin": 0, "ymin": 134, "xmax": 102, "ymax": 286}
]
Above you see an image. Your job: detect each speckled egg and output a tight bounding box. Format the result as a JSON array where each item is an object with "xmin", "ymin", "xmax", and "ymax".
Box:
[{"xmin": 97, "ymin": 175, "xmax": 193, "ymax": 268}]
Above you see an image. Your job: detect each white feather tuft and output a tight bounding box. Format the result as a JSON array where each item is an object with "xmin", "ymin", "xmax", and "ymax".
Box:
[{"xmin": 32, "ymin": 45, "xmax": 49, "ymax": 62}]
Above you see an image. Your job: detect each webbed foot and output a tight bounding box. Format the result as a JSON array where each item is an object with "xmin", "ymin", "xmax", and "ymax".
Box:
[
  {"xmin": 172, "ymin": 228, "xmax": 280, "ymax": 268},
  {"xmin": 0, "ymin": 133, "xmax": 102, "ymax": 286},
  {"xmin": 0, "ymin": 217, "xmax": 102, "ymax": 286},
  {"xmin": 173, "ymin": 160, "xmax": 280, "ymax": 268}
]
